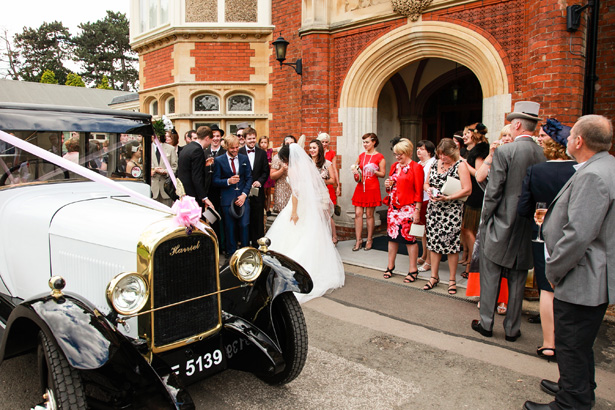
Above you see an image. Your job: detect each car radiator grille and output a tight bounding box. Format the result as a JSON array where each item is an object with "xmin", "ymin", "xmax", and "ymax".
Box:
[{"xmin": 152, "ymin": 235, "xmax": 219, "ymax": 347}]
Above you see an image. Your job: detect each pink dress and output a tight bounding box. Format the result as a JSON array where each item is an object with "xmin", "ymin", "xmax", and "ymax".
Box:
[{"xmin": 352, "ymin": 152, "xmax": 384, "ymax": 207}]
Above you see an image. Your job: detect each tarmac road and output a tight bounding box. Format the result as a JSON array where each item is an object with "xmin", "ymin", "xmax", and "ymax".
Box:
[{"xmin": 1, "ymin": 266, "xmax": 614, "ymax": 409}]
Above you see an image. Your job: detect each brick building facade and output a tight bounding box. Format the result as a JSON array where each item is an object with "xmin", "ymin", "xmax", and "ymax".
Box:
[{"xmin": 130, "ymin": 0, "xmax": 613, "ymax": 234}]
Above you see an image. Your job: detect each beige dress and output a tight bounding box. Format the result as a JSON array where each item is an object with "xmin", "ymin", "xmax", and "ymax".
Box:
[{"xmin": 271, "ymin": 156, "xmax": 292, "ymax": 212}]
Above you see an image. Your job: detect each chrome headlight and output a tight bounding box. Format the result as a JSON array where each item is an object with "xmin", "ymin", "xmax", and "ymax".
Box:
[
  {"xmin": 229, "ymin": 247, "xmax": 263, "ymax": 282},
  {"xmin": 106, "ymin": 272, "xmax": 149, "ymax": 315}
]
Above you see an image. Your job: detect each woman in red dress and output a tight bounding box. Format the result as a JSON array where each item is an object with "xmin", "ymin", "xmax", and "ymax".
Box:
[
  {"xmin": 351, "ymin": 133, "xmax": 386, "ymax": 251},
  {"xmin": 318, "ymin": 132, "xmax": 341, "ymax": 244},
  {"xmin": 382, "ymin": 138, "xmax": 424, "ymax": 282}
]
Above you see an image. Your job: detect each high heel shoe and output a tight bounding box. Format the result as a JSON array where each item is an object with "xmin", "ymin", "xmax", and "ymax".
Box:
[
  {"xmin": 461, "ymin": 267, "xmax": 470, "ymax": 279},
  {"xmin": 404, "ymin": 271, "xmax": 418, "ymax": 283},
  {"xmin": 364, "ymin": 239, "xmax": 373, "ymax": 251},
  {"xmin": 418, "ymin": 262, "xmax": 431, "ymax": 272},
  {"xmin": 383, "ymin": 266, "xmax": 395, "ymax": 279},
  {"xmin": 448, "ymin": 280, "xmax": 457, "ymax": 295},
  {"xmin": 352, "ymin": 240, "xmax": 364, "ymax": 251},
  {"xmin": 423, "ymin": 277, "xmax": 439, "ymax": 290},
  {"xmin": 537, "ymin": 347, "xmax": 556, "ymax": 362}
]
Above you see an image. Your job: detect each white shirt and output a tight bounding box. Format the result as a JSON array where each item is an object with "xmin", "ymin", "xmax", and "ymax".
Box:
[
  {"xmin": 245, "ymin": 146, "xmax": 256, "ymax": 169},
  {"xmin": 420, "ymin": 157, "xmax": 436, "ymax": 201}
]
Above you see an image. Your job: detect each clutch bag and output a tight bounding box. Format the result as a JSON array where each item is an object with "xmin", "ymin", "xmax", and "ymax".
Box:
[{"xmin": 441, "ymin": 176, "xmax": 468, "ymax": 202}]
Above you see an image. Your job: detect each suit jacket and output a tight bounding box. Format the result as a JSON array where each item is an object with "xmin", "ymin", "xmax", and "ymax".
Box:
[
  {"xmin": 239, "ymin": 146, "xmax": 269, "ymax": 202},
  {"xmin": 480, "ymin": 136, "xmax": 546, "ymax": 269},
  {"xmin": 204, "ymin": 146, "xmax": 226, "ymax": 204},
  {"xmin": 212, "ymin": 153, "xmax": 253, "ymax": 207},
  {"xmin": 543, "ymin": 151, "xmax": 615, "ymax": 306},
  {"xmin": 151, "ymin": 142, "xmax": 178, "ymax": 200},
  {"xmin": 177, "ymin": 141, "xmax": 210, "ymax": 203}
]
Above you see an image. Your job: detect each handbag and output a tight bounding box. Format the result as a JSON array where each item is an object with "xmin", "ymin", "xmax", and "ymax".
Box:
[
  {"xmin": 441, "ymin": 176, "xmax": 468, "ymax": 202},
  {"xmin": 353, "ymin": 168, "xmax": 362, "ymax": 184},
  {"xmin": 164, "ymin": 176, "xmax": 179, "ymax": 201}
]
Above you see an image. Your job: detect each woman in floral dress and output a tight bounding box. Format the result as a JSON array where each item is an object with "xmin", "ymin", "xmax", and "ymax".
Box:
[
  {"xmin": 383, "ymin": 139, "xmax": 424, "ymax": 283},
  {"xmin": 424, "ymin": 138, "xmax": 471, "ymax": 294}
]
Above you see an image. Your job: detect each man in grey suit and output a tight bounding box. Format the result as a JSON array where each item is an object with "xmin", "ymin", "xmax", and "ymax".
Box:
[
  {"xmin": 471, "ymin": 101, "xmax": 546, "ymax": 341},
  {"xmin": 523, "ymin": 115, "xmax": 614, "ymax": 410}
]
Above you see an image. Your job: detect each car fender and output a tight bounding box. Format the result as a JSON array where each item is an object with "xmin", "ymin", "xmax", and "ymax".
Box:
[
  {"xmin": 1, "ymin": 293, "xmax": 191, "ymax": 408},
  {"xmin": 262, "ymin": 251, "xmax": 313, "ymax": 299}
]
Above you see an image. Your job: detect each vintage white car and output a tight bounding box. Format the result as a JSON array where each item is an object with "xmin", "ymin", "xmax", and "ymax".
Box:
[{"xmin": 0, "ymin": 103, "xmax": 313, "ymax": 409}]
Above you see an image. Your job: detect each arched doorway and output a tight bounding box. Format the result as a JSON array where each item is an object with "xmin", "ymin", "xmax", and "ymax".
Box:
[{"xmin": 337, "ymin": 20, "xmax": 512, "ymax": 214}]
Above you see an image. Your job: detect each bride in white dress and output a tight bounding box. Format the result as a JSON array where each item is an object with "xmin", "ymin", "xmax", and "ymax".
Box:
[{"xmin": 266, "ymin": 143, "xmax": 345, "ymax": 304}]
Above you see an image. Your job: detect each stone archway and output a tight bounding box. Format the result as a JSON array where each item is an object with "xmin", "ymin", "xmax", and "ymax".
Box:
[{"xmin": 337, "ymin": 20, "xmax": 512, "ymax": 214}]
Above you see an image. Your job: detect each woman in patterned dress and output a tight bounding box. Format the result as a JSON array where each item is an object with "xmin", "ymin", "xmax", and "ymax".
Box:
[
  {"xmin": 424, "ymin": 138, "xmax": 471, "ymax": 294},
  {"xmin": 351, "ymin": 133, "xmax": 386, "ymax": 251},
  {"xmin": 270, "ymin": 135, "xmax": 296, "ymax": 212},
  {"xmin": 382, "ymin": 139, "xmax": 424, "ymax": 283}
]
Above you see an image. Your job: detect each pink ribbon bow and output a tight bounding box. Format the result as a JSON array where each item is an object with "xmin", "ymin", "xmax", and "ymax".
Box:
[{"xmin": 171, "ymin": 196, "xmax": 202, "ymax": 227}]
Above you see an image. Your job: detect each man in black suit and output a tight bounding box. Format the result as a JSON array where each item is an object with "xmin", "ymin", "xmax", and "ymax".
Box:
[
  {"xmin": 178, "ymin": 129, "xmax": 196, "ymax": 155},
  {"xmin": 239, "ymin": 127, "xmax": 269, "ymax": 247},
  {"xmin": 204, "ymin": 125, "xmax": 227, "ymax": 247},
  {"xmin": 177, "ymin": 126, "xmax": 213, "ymax": 209}
]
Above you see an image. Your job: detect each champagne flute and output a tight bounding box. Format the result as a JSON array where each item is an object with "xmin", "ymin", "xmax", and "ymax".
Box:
[
  {"xmin": 234, "ymin": 174, "xmax": 240, "ymax": 191},
  {"xmin": 532, "ymin": 202, "xmax": 548, "ymax": 243}
]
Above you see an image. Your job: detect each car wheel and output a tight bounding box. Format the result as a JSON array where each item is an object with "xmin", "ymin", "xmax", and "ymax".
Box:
[
  {"xmin": 37, "ymin": 331, "xmax": 87, "ymax": 409},
  {"xmin": 259, "ymin": 292, "xmax": 308, "ymax": 385}
]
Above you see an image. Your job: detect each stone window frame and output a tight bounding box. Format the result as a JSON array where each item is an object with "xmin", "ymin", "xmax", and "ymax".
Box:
[
  {"xmin": 193, "ymin": 93, "xmax": 221, "ymax": 113},
  {"xmin": 226, "ymin": 94, "xmax": 254, "ymax": 114},
  {"xmin": 165, "ymin": 96, "xmax": 175, "ymax": 115}
]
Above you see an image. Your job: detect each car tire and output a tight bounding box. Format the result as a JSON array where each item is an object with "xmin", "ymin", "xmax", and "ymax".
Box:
[
  {"xmin": 37, "ymin": 331, "xmax": 87, "ymax": 409},
  {"xmin": 259, "ymin": 292, "xmax": 308, "ymax": 385}
]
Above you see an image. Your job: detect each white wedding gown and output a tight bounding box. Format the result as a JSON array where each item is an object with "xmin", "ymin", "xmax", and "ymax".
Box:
[{"xmin": 266, "ymin": 144, "xmax": 345, "ymax": 304}]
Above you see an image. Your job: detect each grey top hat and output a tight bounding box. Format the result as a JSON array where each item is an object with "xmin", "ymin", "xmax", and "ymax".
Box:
[
  {"xmin": 506, "ymin": 101, "xmax": 542, "ymax": 122},
  {"xmin": 236, "ymin": 122, "xmax": 250, "ymax": 131},
  {"xmin": 229, "ymin": 199, "xmax": 245, "ymax": 219}
]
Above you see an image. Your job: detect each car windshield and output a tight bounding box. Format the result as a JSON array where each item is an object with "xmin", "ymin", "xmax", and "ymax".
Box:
[{"xmin": 0, "ymin": 131, "xmax": 146, "ymax": 187}]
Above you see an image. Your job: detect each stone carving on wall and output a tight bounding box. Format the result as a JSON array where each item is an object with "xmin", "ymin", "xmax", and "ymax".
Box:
[
  {"xmin": 226, "ymin": 0, "xmax": 257, "ymax": 22},
  {"xmin": 186, "ymin": 0, "xmax": 217, "ymax": 22},
  {"xmin": 345, "ymin": 0, "xmax": 388, "ymax": 12},
  {"xmin": 390, "ymin": 0, "xmax": 433, "ymax": 21},
  {"xmin": 228, "ymin": 95, "xmax": 253, "ymax": 112},
  {"xmin": 195, "ymin": 95, "xmax": 220, "ymax": 112}
]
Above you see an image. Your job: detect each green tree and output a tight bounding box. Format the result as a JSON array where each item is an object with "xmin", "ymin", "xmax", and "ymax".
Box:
[
  {"xmin": 73, "ymin": 11, "xmax": 138, "ymax": 91},
  {"xmin": 40, "ymin": 69, "xmax": 58, "ymax": 84},
  {"xmin": 65, "ymin": 73, "xmax": 85, "ymax": 87},
  {"xmin": 96, "ymin": 75, "xmax": 112, "ymax": 90},
  {"xmin": 13, "ymin": 21, "xmax": 72, "ymax": 84}
]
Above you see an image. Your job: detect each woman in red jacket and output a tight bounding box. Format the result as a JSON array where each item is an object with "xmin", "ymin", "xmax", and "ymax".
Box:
[{"xmin": 382, "ymin": 138, "xmax": 424, "ymax": 283}]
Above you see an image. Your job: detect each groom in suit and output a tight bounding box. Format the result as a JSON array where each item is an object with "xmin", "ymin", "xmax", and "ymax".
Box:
[
  {"xmin": 213, "ymin": 134, "xmax": 252, "ymax": 255},
  {"xmin": 239, "ymin": 127, "xmax": 269, "ymax": 247},
  {"xmin": 177, "ymin": 126, "xmax": 213, "ymax": 209},
  {"xmin": 523, "ymin": 115, "xmax": 615, "ymax": 410},
  {"xmin": 472, "ymin": 101, "xmax": 546, "ymax": 341}
]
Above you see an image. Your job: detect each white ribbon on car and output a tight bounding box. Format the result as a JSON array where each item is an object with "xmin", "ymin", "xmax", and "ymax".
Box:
[
  {"xmin": 152, "ymin": 137, "xmax": 177, "ymax": 189},
  {"xmin": 0, "ymin": 130, "xmax": 207, "ymax": 233}
]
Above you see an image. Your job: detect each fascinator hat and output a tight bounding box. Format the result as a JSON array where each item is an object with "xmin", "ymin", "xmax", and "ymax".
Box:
[{"xmin": 542, "ymin": 118, "xmax": 571, "ymax": 147}]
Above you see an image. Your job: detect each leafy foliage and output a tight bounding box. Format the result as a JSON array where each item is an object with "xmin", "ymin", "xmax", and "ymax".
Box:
[
  {"xmin": 5, "ymin": 12, "xmax": 138, "ymax": 91},
  {"xmin": 96, "ymin": 75, "xmax": 112, "ymax": 90},
  {"xmin": 13, "ymin": 21, "xmax": 72, "ymax": 84},
  {"xmin": 40, "ymin": 70, "xmax": 58, "ymax": 84},
  {"xmin": 72, "ymin": 11, "xmax": 138, "ymax": 91},
  {"xmin": 65, "ymin": 73, "xmax": 85, "ymax": 87}
]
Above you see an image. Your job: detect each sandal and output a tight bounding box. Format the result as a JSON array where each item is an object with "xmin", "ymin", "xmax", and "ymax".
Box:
[
  {"xmin": 497, "ymin": 302, "xmax": 507, "ymax": 315},
  {"xmin": 418, "ymin": 263, "xmax": 431, "ymax": 272},
  {"xmin": 364, "ymin": 239, "xmax": 373, "ymax": 251},
  {"xmin": 423, "ymin": 277, "xmax": 439, "ymax": 291},
  {"xmin": 417, "ymin": 257, "xmax": 426, "ymax": 265},
  {"xmin": 537, "ymin": 347, "xmax": 556, "ymax": 362},
  {"xmin": 448, "ymin": 280, "xmax": 457, "ymax": 295},
  {"xmin": 461, "ymin": 268, "xmax": 469, "ymax": 279},
  {"xmin": 404, "ymin": 271, "xmax": 418, "ymax": 283},
  {"xmin": 352, "ymin": 240, "xmax": 364, "ymax": 251},
  {"xmin": 383, "ymin": 266, "xmax": 395, "ymax": 279}
]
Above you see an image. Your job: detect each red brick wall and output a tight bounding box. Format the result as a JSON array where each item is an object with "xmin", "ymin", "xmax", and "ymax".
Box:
[
  {"xmin": 143, "ymin": 45, "xmax": 174, "ymax": 89},
  {"xmin": 269, "ymin": 0, "xmax": 303, "ymax": 147},
  {"xmin": 425, "ymin": 0, "xmax": 586, "ymax": 125},
  {"xmin": 191, "ymin": 43, "xmax": 255, "ymax": 81},
  {"xmin": 595, "ymin": 0, "xmax": 615, "ymax": 120}
]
